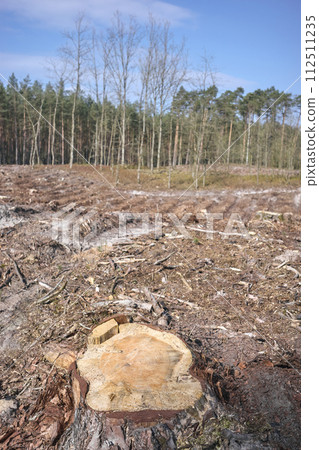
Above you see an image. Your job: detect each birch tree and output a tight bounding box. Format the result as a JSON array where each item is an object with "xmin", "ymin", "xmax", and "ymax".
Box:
[
  {"xmin": 152, "ymin": 22, "xmax": 186, "ymax": 169},
  {"xmin": 61, "ymin": 13, "xmax": 90, "ymax": 168},
  {"xmin": 105, "ymin": 12, "xmax": 141, "ymax": 166},
  {"xmin": 137, "ymin": 15, "xmax": 157, "ymax": 182}
]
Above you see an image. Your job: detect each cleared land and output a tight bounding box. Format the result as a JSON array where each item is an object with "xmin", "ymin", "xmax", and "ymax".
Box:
[{"xmin": 0, "ymin": 165, "xmax": 300, "ymax": 448}]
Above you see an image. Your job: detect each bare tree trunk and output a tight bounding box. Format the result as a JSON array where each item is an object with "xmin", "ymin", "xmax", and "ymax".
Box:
[
  {"xmin": 70, "ymin": 94, "xmax": 76, "ymax": 168},
  {"xmin": 256, "ymin": 122, "xmax": 261, "ymax": 185},
  {"xmin": 107, "ymin": 112, "xmax": 117, "ymax": 167},
  {"xmin": 218, "ymin": 126, "xmax": 224, "ymax": 159},
  {"xmin": 137, "ymin": 98, "xmax": 146, "ymax": 184},
  {"xmin": 121, "ymin": 99, "xmax": 126, "ymax": 165},
  {"xmin": 245, "ymin": 112, "xmax": 251, "ymax": 165},
  {"xmin": 152, "ymin": 20, "xmax": 186, "ymax": 171},
  {"xmin": 151, "ymin": 110, "xmax": 156, "ymax": 172},
  {"xmin": 61, "ymin": 109, "xmax": 65, "ymax": 165},
  {"xmin": 23, "ymin": 105, "xmax": 26, "ymax": 165},
  {"xmin": 51, "ymin": 94, "xmax": 58, "ymax": 165},
  {"xmin": 172, "ymin": 119, "xmax": 179, "ymax": 167},
  {"xmin": 62, "ymin": 14, "xmax": 89, "ymax": 168},
  {"xmin": 185, "ymin": 128, "xmax": 192, "ymax": 167},
  {"xmin": 279, "ymin": 107, "xmax": 287, "ymax": 170},
  {"xmin": 105, "ymin": 13, "xmax": 140, "ymax": 166},
  {"xmin": 264, "ymin": 118, "xmax": 269, "ymax": 168},
  {"xmin": 178, "ymin": 123, "xmax": 183, "ymax": 166},
  {"xmin": 168, "ymin": 116, "xmax": 173, "ymax": 188},
  {"xmin": 290, "ymin": 112, "xmax": 301, "ymax": 171},
  {"xmin": 14, "ymin": 113, "xmax": 18, "ymax": 165},
  {"xmin": 100, "ymin": 104, "xmax": 105, "ymax": 168},
  {"xmin": 28, "ymin": 99, "xmax": 43, "ymax": 167},
  {"xmin": 94, "ymin": 119, "xmax": 99, "ymax": 166},
  {"xmin": 226, "ymin": 119, "xmax": 233, "ymax": 171},
  {"xmin": 47, "ymin": 109, "xmax": 52, "ymax": 165},
  {"xmin": 156, "ymin": 111, "xmax": 163, "ymax": 169},
  {"xmin": 241, "ymin": 121, "xmax": 247, "ymax": 164},
  {"xmin": 116, "ymin": 144, "xmax": 121, "ymax": 185}
]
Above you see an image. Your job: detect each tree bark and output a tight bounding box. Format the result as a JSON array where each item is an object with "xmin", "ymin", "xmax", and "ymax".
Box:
[
  {"xmin": 23, "ymin": 104, "xmax": 26, "ymax": 165},
  {"xmin": 226, "ymin": 119, "xmax": 233, "ymax": 170},
  {"xmin": 279, "ymin": 107, "xmax": 287, "ymax": 170},
  {"xmin": 245, "ymin": 112, "xmax": 251, "ymax": 165},
  {"xmin": 156, "ymin": 112, "xmax": 163, "ymax": 169},
  {"xmin": 172, "ymin": 119, "xmax": 179, "ymax": 168},
  {"xmin": 57, "ymin": 319, "xmax": 218, "ymax": 450},
  {"xmin": 70, "ymin": 94, "xmax": 77, "ymax": 168}
]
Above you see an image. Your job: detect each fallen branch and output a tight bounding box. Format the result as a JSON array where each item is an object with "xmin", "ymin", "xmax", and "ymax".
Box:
[
  {"xmin": 38, "ymin": 281, "xmax": 54, "ymax": 290},
  {"xmin": 6, "ymin": 252, "xmax": 28, "ymax": 287},
  {"xmin": 93, "ymin": 298, "xmax": 153, "ymax": 313},
  {"xmin": 116, "ymin": 258, "xmax": 146, "ymax": 264},
  {"xmin": 37, "ymin": 277, "xmax": 67, "ymax": 304},
  {"xmin": 132, "ymin": 288, "xmax": 199, "ymax": 309},
  {"xmin": 111, "ymin": 276, "xmax": 123, "ymax": 294},
  {"xmin": 186, "ymin": 226, "xmax": 247, "ymax": 237},
  {"xmin": 154, "ymin": 251, "xmax": 176, "ymax": 266},
  {"xmin": 98, "ymin": 257, "xmax": 145, "ymax": 267}
]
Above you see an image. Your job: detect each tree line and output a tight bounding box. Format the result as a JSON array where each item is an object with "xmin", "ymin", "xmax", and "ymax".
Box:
[{"xmin": 0, "ymin": 13, "xmax": 300, "ymax": 184}]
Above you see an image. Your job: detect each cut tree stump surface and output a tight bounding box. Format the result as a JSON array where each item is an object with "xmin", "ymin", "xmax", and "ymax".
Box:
[
  {"xmin": 87, "ymin": 318, "xmax": 119, "ymax": 345},
  {"xmin": 77, "ymin": 321, "xmax": 203, "ymax": 412}
]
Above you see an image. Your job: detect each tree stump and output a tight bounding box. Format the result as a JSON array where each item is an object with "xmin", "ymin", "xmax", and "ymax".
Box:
[{"xmin": 58, "ymin": 316, "xmax": 219, "ymax": 449}]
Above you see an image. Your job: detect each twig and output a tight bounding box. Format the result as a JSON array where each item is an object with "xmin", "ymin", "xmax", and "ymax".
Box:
[
  {"xmin": 276, "ymin": 260, "xmax": 289, "ymax": 269},
  {"xmin": 108, "ymin": 257, "xmax": 116, "ymax": 270},
  {"xmin": 143, "ymin": 287, "xmax": 164, "ymax": 315},
  {"xmin": 111, "ymin": 276, "xmax": 123, "ymax": 294},
  {"xmin": 152, "ymin": 292, "xmax": 199, "ymax": 309},
  {"xmin": 6, "ymin": 252, "xmax": 28, "ymax": 286},
  {"xmin": 93, "ymin": 298, "xmax": 153, "ymax": 313},
  {"xmin": 116, "ymin": 258, "xmax": 146, "ymax": 264},
  {"xmin": 37, "ymin": 277, "xmax": 67, "ymax": 304},
  {"xmin": 16, "ymin": 378, "xmax": 32, "ymax": 398},
  {"xmin": 177, "ymin": 272, "xmax": 193, "ymax": 291},
  {"xmin": 186, "ymin": 226, "xmax": 247, "ymax": 237},
  {"xmin": 38, "ymin": 281, "xmax": 54, "ymax": 290},
  {"xmin": 0, "ymin": 273, "xmax": 14, "ymax": 290},
  {"xmin": 285, "ymin": 265, "xmax": 301, "ymax": 278},
  {"xmin": 154, "ymin": 251, "xmax": 176, "ymax": 266}
]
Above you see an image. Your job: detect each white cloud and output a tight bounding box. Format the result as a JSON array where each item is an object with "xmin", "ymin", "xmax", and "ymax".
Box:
[
  {"xmin": 0, "ymin": 52, "xmax": 53, "ymax": 83},
  {"xmin": 184, "ymin": 69, "xmax": 256, "ymax": 93},
  {"xmin": 0, "ymin": 0, "xmax": 195, "ymax": 28},
  {"xmin": 214, "ymin": 72, "xmax": 256, "ymax": 92}
]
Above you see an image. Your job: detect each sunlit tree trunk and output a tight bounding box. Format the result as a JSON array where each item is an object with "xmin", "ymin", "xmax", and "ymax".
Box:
[
  {"xmin": 23, "ymin": 104, "xmax": 26, "ymax": 165},
  {"xmin": 172, "ymin": 119, "xmax": 179, "ymax": 168},
  {"xmin": 226, "ymin": 118, "xmax": 233, "ymax": 170},
  {"xmin": 245, "ymin": 112, "xmax": 251, "ymax": 165}
]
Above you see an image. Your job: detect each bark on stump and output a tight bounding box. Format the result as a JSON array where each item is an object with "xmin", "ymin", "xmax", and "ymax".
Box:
[{"xmin": 58, "ymin": 316, "xmax": 219, "ymax": 449}]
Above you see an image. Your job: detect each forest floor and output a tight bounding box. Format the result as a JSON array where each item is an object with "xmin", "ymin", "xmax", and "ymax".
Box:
[{"xmin": 0, "ymin": 165, "xmax": 301, "ymax": 449}]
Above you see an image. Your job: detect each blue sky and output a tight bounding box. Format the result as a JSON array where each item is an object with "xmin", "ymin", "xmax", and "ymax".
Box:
[{"xmin": 0, "ymin": 0, "xmax": 301, "ymax": 95}]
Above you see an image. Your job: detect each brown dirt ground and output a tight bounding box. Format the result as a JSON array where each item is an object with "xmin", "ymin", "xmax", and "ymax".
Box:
[{"xmin": 0, "ymin": 165, "xmax": 300, "ymax": 449}]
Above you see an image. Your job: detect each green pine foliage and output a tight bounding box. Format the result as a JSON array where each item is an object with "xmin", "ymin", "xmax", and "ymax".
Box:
[{"xmin": 0, "ymin": 76, "xmax": 300, "ymax": 171}]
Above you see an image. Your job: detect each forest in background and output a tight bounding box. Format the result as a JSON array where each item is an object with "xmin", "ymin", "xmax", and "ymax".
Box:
[{"xmin": 0, "ymin": 13, "xmax": 301, "ymax": 186}]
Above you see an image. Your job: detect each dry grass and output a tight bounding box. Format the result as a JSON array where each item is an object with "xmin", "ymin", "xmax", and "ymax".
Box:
[{"xmin": 57, "ymin": 164, "xmax": 300, "ymax": 191}]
